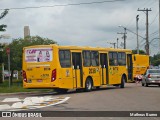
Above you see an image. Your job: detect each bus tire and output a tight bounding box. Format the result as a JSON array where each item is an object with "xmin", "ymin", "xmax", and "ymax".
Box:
[
  {"xmin": 96, "ymin": 86, "xmax": 100, "ymax": 89},
  {"xmin": 76, "ymin": 89, "xmax": 84, "ymax": 92},
  {"xmin": 120, "ymin": 76, "xmax": 125, "ymax": 88},
  {"xmin": 85, "ymin": 78, "xmax": 93, "ymax": 92},
  {"xmin": 54, "ymin": 88, "xmax": 68, "ymax": 94},
  {"xmin": 113, "ymin": 84, "xmax": 120, "ymax": 87}
]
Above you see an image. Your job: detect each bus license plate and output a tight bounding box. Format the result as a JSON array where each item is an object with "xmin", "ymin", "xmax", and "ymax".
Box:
[{"xmin": 37, "ymin": 79, "xmax": 43, "ymax": 82}]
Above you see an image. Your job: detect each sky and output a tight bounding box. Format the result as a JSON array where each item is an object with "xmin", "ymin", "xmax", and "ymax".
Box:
[{"xmin": 0, "ymin": 0, "xmax": 159, "ymax": 56}]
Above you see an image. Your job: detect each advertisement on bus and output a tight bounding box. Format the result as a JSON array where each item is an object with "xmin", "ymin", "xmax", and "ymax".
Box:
[{"xmin": 25, "ymin": 48, "xmax": 53, "ymax": 62}]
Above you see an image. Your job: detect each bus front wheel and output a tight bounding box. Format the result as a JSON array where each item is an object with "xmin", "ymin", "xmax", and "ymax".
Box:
[
  {"xmin": 120, "ymin": 76, "xmax": 125, "ymax": 88},
  {"xmin": 85, "ymin": 78, "xmax": 93, "ymax": 92}
]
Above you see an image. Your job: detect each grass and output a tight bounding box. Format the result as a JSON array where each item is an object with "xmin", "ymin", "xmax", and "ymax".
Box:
[{"xmin": 0, "ymin": 79, "xmax": 52, "ymax": 93}]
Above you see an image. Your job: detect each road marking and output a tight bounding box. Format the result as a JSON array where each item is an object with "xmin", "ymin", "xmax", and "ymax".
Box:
[
  {"xmin": 0, "ymin": 104, "xmax": 11, "ymax": 110},
  {"xmin": 0, "ymin": 96, "xmax": 70, "ymax": 111},
  {"xmin": 2, "ymin": 98, "xmax": 22, "ymax": 102}
]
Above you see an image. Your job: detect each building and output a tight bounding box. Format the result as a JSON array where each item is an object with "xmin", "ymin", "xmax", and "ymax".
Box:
[{"xmin": 24, "ymin": 26, "xmax": 30, "ymax": 38}]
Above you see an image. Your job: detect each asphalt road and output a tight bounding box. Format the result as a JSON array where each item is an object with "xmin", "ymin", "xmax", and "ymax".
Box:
[{"xmin": 0, "ymin": 83, "xmax": 159, "ymax": 120}]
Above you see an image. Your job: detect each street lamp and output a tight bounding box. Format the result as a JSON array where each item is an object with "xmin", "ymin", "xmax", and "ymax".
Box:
[
  {"xmin": 117, "ymin": 38, "xmax": 119, "ymax": 48},
  {"xmin": 136, "ymin": 15, "xmax": 139, "ymax": 54}
]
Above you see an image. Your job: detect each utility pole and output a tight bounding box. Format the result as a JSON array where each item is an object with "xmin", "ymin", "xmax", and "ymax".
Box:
[
  {"xmin": 136, "ymin": 15, "xmax": 139, "ymax": 54},
  {"xmin": 117, "ymin": 28, "xmax": 127, "ymax": 49},
  {"xmin": 138, "ymin": 8, "xmax": 152, "ymax": 55},
  {"xmin": 107, "ymin": 42, "xmax": 116, "ymax": 48},
  {"xmin": 6, "ymin": 48, "xmax": 10, "ymax": 88},
  {"xmin": 117, "ymin": 38, "xmax": 119, "ymax": 48}
]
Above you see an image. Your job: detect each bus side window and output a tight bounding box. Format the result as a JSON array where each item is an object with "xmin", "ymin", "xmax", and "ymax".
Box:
[
  {"xmin": 83, "ymin": 50, "xmax": 91, "ymax": 67},
  {"xmin": 118, "ymin": 52, "xmax": 126, "ymax": 66},
  {"xmin": 109, "ymin": 52, "xmax": 118, "ymax": 66},
  {"xmin": 59, "ymin": 50, "xmax": 71, "ymax": 68},
  {"xmin": 91, "ymin": 51, "xmax": 99, "ymax": 66}
]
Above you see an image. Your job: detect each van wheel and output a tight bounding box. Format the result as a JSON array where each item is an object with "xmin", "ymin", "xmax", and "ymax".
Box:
[
  {"xmin": 144, "ymin": 82, "xmax": 148, "ymax": 87},
  {"xmin": 54, "ymin": 88, "xmax": 68, "ymax": 94},
  {"xmin": 85, "ymin": 78, "xmax": 93, "ymax": 92},
  {"xmin": 120, "ymin": 76, "xmax": 125, "ymax": 88}
]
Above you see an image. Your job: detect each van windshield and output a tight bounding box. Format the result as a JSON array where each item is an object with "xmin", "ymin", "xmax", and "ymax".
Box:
[
  {"xmin": 25, "ymin": 47, "xmax": 53, "ymax": 63},
  {"xmin": 148, "ymin": 70, "xmax": 160, "ymax": 74}
]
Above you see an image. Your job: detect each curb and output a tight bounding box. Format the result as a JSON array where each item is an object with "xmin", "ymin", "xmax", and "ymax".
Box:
[{"xmin": 0, "ymin": 91, "xmax": 54, "ymax": 96}]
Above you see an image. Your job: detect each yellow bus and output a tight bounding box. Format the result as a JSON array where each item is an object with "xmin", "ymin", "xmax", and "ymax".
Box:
[
  {"xmin": 23, "ymin": 44, "xmax": 133, "ymax": 93},
  {"xmin": 132, "ymin": 54, "xmax": 149, "ymax": 81}
]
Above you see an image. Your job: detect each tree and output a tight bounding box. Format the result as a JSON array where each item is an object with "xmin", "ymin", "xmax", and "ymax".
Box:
[
  {"xmin": 0, "ymin": 9, "xmax": 9, "ymax": 83},
  {"xmin": 150, "ymin": 54, "xmax": 160, "ymax": 66},
  {"xmin": 0, "ymin": 9, "xmax": 9, "ymax": 31},
  {"xmin": 2, "ymin": 36, "xmax": 57, "ymax": 84}
]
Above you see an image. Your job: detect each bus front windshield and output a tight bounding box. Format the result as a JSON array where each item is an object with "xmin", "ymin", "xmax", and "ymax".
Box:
[{"xmin": 25, "ymin": 48, "xmax": 53, "ymax": 63}]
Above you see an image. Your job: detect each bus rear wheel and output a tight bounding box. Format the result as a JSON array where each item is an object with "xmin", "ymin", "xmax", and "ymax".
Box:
[
  {"xmin": 120, "ymin": 76, "xmax": 125, "ymax": 88},
  {"xmin": 85, "ymin": 78, "xmax": 93, "ymax": 92}
]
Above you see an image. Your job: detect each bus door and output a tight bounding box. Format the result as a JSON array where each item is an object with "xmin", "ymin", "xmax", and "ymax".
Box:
[
  {"xmin": 127, "ymin": 54, "xmax": 133, "ymax": 81},
  {"xmin": 72, "ymin": 52, "xmax": 83, "ymax": 88},
  {"xmin": 100, "ymin": 53, "xmax": 108, "ymax": 85}
]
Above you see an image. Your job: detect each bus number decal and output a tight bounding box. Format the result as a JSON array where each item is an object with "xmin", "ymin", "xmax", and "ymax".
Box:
[
  {"xmin": 41, "ymin": 74, "xmax": 49, "ymax": 78},
  {"xmin": 89, "ymin": 68, "xmax": 97, "ymax": 74},
  {"xmin": 109, "ymin": 67, "xmax": 118, "ymax": 75}
]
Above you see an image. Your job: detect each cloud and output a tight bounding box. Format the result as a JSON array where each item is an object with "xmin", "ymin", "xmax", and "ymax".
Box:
[{"xmin": 0, "ymin": 0, "xmax": 159, "ymax": 55}]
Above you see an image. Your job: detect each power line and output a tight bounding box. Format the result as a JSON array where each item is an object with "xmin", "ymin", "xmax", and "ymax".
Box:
[
  {"xmin": 150, "ymin": 31, "xmax": 159, "ymax": 38},
  {"xmin": 125, "ymin": 28, "xmax": 145, "ymax": 39},
  {"xmin": 149, "ymin": 12, "xmax": 159, "ymax": 26},
  {"xmin": 149, "ymin": 37, "xmax": 159, "ymax": 44},
  {"xmin": 142, "ymin": 0, "xmax": 157, "ymax": 7},
  {"xmin": 138, "ymin": 37, "xmax": 159, "ymax": 51},
  {"xmin": 126, "ymin": 0, "xmax": 156, "ymax": 28},
  {"xmin": 138, "ymin": 8, "xmax": 152, "ymax": 55},
  {"xmin": 150, "ymin": 30, "xmax": 159, "ymax": 35},
  {"xmin": 0, "ymin": 0, "xmax": 125, "ymax": 10}
]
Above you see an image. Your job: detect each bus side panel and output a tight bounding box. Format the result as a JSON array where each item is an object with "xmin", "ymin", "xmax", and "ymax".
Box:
[
  {"xmin": 23, "ymin": 46, "xmax": 60, "ymax": 88},
  {"xmin": 119, "ymin": 66, "xmax": 127, "ymax": 82},
  {"xmin": 82, "ymin": 67, "xmax": 101, "ymax": 87},
  {"xmin": 108, "ymin": 66, "xmax": 116, "ymax": 85},
  {"xmin": 58, "ymin": 68, "xmax": 73, "ymax": 89},
  {"xmin": 82, "ymin": 67, "xmax": 88, "ymax": 88},
  {"xmin": 90, "ymin": 67, "xmax": 101, "ymax": 87},
  {"xmin": 108, "ymin": 52, "xmax": 129, "ymax": 85},
  {"xmin": 108, "ymin": 66, "xmax": 123, "ymax": 85},
  {"xmin": 132, "ymin": 54, "xmax": 149, "ymax": 80}
]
